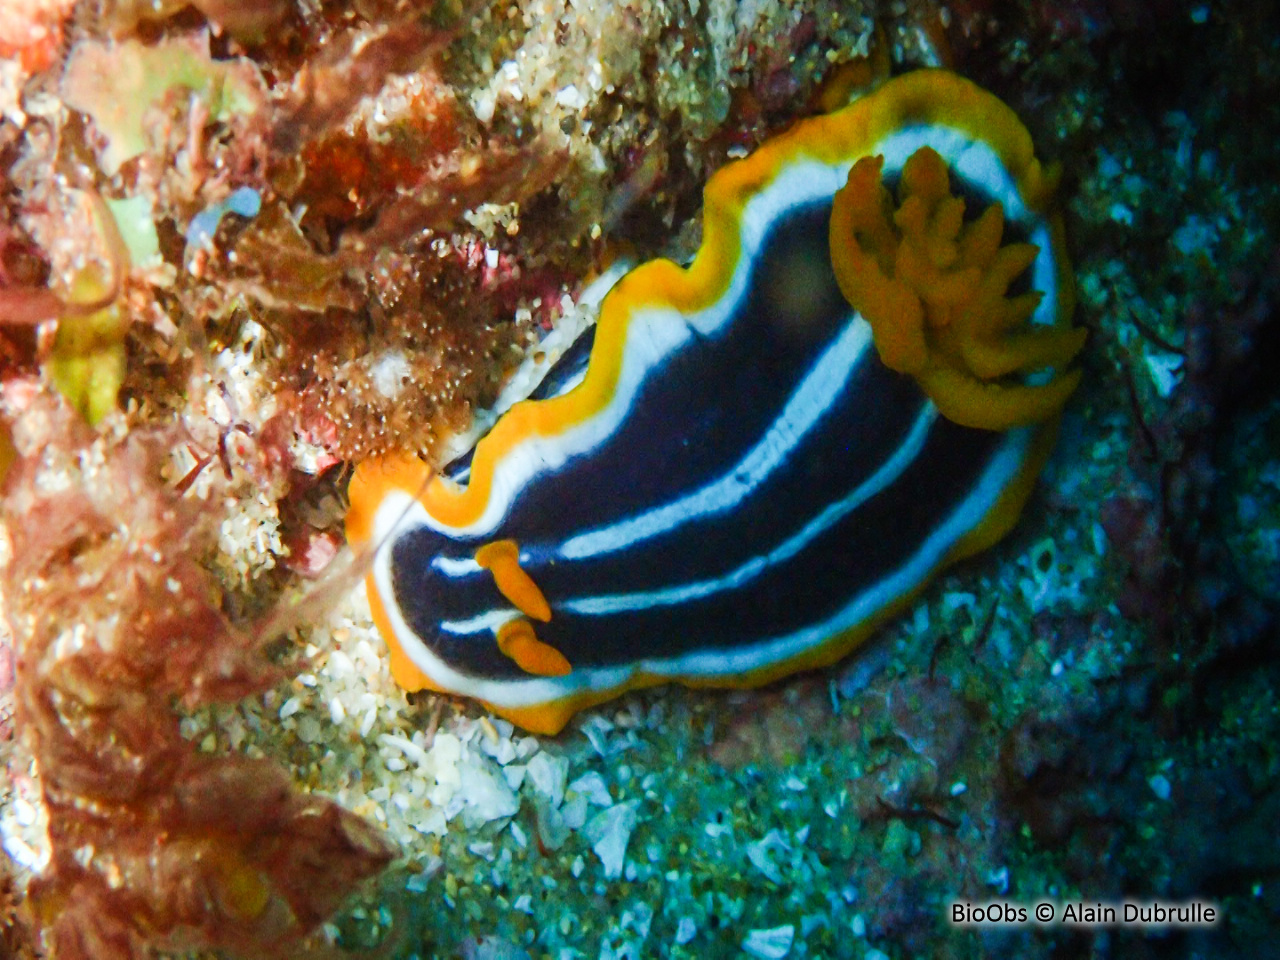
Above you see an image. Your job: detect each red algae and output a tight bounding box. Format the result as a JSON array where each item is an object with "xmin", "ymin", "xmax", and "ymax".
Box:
[
  {"xmin": 102, "ymin": 0, "xmax": 291, "ymax": 43},
  {"xmin": 0, "ymin": 857, "xmax": 40, "ymax": 960},
  {"xmin": 0, "ymin": 0, "xmax": 76, "ymax": 73},
  {"xmin": 269, "ymin": 17, "xmax": 457, "ymax": 155},
  {"xmin": 1, "ymin": 391, "xmax": 392, "ymax": 959}
]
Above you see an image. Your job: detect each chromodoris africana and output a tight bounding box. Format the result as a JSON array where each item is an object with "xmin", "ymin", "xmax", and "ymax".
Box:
[{"xmin": 346, "ymin": 69, "xmax": 1084, "ymax": 735}]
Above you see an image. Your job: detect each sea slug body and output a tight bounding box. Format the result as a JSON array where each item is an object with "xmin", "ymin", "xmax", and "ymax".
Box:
[{"xmin": 346, "ymin": 69, "xmax": 1083, "ymax": 735}]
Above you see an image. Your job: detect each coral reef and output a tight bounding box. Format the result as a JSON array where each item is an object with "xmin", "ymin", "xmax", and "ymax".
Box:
[{"xmin": 0, "ymin": 0, "xmax": 1277, "ymax": 957}]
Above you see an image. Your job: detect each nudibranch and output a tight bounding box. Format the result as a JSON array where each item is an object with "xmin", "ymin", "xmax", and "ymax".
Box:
[{"xmin": 346, "ymin": 69, "xmax": 1084, "ymax": 735}]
